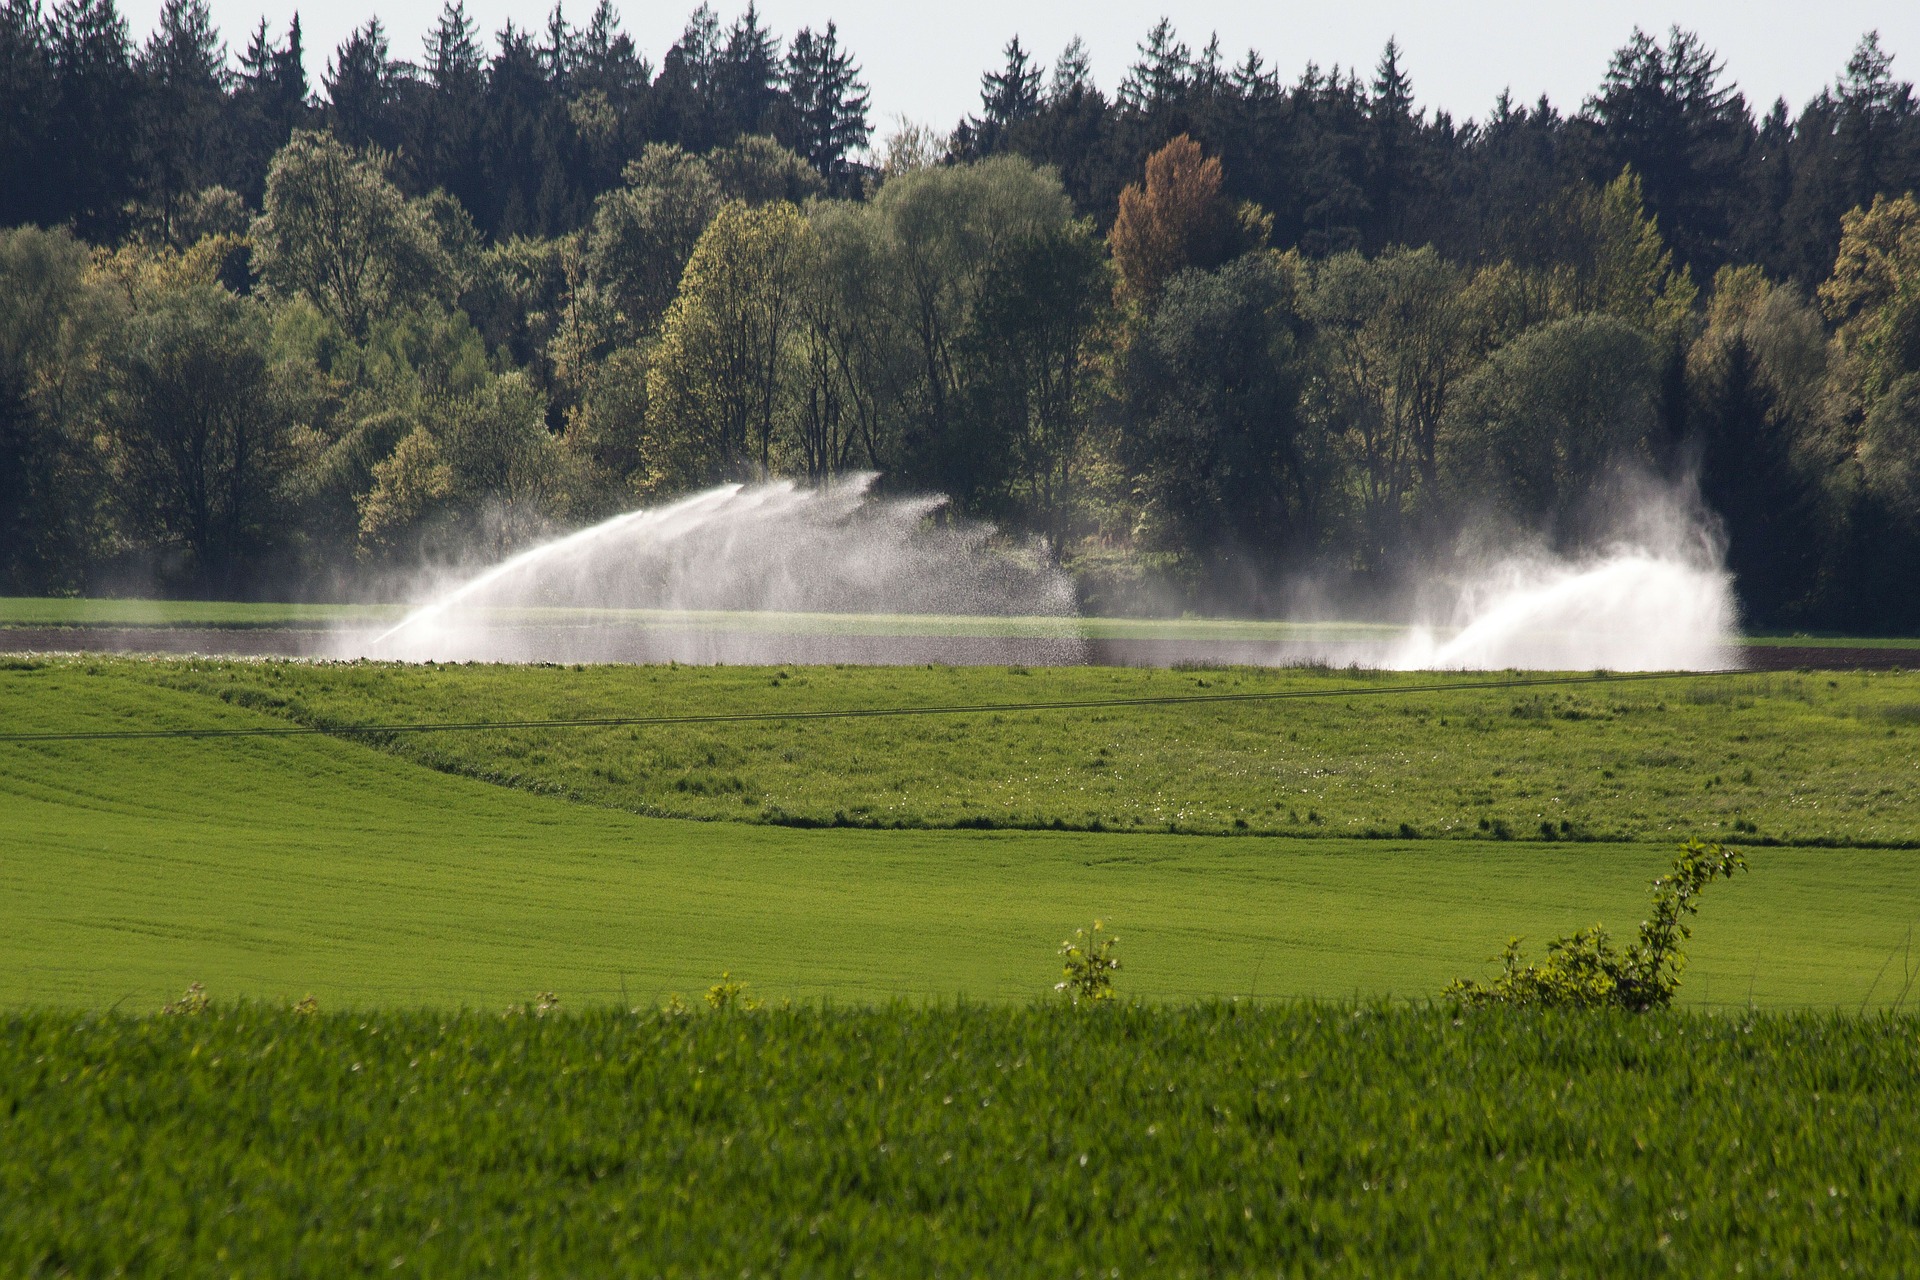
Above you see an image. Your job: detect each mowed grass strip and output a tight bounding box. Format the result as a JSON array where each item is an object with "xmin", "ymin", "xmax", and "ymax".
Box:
[
  {"xmin": 4, "ymin": 1003, "xmax": 1917, "ymax": 1276},
  {"xmin": 125, "ymin": 656, "xmax": 1920, "ymax": 845},
  {"xmin": 2, "ymin": 665, "xmax": 1916, "ymax": 1009}
]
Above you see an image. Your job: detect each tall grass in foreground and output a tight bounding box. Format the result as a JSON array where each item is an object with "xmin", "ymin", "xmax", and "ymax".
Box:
[{"xmin": 4, "ymin": 1003, "xmax": 1916, "ymax": 1275}]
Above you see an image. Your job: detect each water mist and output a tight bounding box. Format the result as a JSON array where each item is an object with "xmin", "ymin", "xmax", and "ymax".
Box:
[
  {"xmin": 1386, "ymin": 483, "xmax": 1741, "ymax": 672},
  {"xmin": 341, "ymin": 475, "xmax": 1081, "ymax": 665}
]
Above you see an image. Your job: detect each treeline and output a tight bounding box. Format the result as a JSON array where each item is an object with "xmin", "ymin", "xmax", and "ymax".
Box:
[
  {"xmin": 0, "ymin": 0, "xmax": 871, "ymax": 239},
  {"xmin": 3, "ymin": 6, "xmax": 1920, "ymax": 628}
]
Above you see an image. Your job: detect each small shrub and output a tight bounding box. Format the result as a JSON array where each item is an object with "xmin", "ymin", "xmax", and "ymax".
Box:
[
  {"xmin": 1445, "ymin": 838, "xmax": 1747, "ymax": 1011},
  {"xmin": 1056, "ymin": 921, "xmax": 1120, "ymax": 1004},
  {"xmin": 705, "ymin": 972, "xmax": 760, "ymax": 1011}
]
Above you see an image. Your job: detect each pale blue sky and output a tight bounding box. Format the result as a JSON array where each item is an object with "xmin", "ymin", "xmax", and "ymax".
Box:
[{"xmin": 131, "ymin": 0, "xmax": 1920, "ymax": 146}]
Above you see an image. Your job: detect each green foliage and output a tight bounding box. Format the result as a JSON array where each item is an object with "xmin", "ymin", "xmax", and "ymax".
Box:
[
  {"xmin": 645, "ymin": 199, "xmax": 809, "ymax": 489},
  {"xmin": 109, "ymin": 279, "xmax": 291, "ymax": 594},
  {"xmin": 704, "ymin": 972, "xmax": 760, "ymax": 1011},
  {"xmin": 251, "ymin": 131, "xmax": 452, "ymax": 338},
  {"xmin": 1124, "ymin": 251, "xmax": 1319, "ymax": 562},
  {"xmin": 1055, "ymin": 920, "xmax": 1119, "ymax": 1003},
  {"xmin": 3, "ymin": 1003, "xmax": 1918, "ymax": 1273},
  {"xmin": 1441, "ymin": 314, "xmax": 1659, "ymax": 527},
  {"xmin": 1861, "ymin": 375, "xmax": 1920, "ymax": 523},
  {"xmin": 964, "ymin": 215, "xmax": 1109, "ymax": 534},
  {"xmin": 707, "ymin": 134, "xmax": 824, "ymax": 206},
  {"xmin": 1448, "ymin": 838, "xmax": 1748, "ymax": 1009},
  {"xmin": 1306, "ymin": 245, "xmax": 1476, "ymax": 561},
  {"xmin": 14, "ymin": 15, "xmax": 1920, "ymax": 628},
  {"xmin": 1551, "ymin": 169, "xmax": 1698, "ymax": 339},
  {"xmin": 1820, "ymin": 192, "xmax": 1920, "ymax": 400},
  {"xmin": 570, "ymin": 143, "xmax": 723, "ymax": 358},
  {"xmin": 0, "ymin": 225, "xmax": 116, "ymax": 594}
]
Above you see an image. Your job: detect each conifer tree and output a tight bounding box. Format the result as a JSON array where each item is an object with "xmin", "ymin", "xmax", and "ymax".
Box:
[
  {"xmin": 325, "ymin": 19, "xmax": 404, "ymax": 155},
  {"xmin": 717, "ymin": 2, "xmax": 780, "ymax": 140},
  {"xmin": 50, "ymin": 0, "xmax": 136, "ymax": 238},
  {"xmin": 0, "ymin": 0, "xmax": 56, "ymax": 225},
  {"xmin": 136, "ymin": 0, "xmax": 227, "ymax": 240},
  {"xmin": 783, "ymin": 22, "xmax": 868, "ymax": 186},
  {"xmin": 1118, "ymin": 18, "xmax": 1189, "ymax": 114},
  {"xmin": 229, "ymin": 16, "xmax": 307, "ymax": 204},
  {"xmin": 419, "ymin": 0, "xmax": 485, "ymax": 209}
]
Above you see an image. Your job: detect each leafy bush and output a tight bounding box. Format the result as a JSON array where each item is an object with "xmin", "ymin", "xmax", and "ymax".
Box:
[
  {"xmin": 1446, "ymin": 838, "xmax": 1747, "ymax": 1010},
  {"xmin": 1056, "ymin": 921, "xmax": 1120, "ymax": 1004}
]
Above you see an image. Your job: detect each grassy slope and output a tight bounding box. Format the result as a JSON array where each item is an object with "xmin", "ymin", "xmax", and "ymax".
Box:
[
  {"xmin": 4, "ymin": 664, "xmax": 1918, "ymax": 1010},
  {"xmin": 141, "ymin": 658, "xmax": 1920, "ymax": 845},
  {"xmin": 6, "ymin": 1004, "xmax": 1916, "ymax": 1275}
]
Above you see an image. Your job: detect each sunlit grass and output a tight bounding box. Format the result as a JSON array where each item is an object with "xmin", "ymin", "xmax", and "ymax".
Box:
[{"xmin": 5, "ymin": 1003, "xmax": 1916, "ymax": 1274}]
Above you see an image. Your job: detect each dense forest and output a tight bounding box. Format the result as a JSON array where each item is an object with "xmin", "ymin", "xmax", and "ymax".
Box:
[{"xmin": 3, "ymin": 1, "xmax": 1920, "ymax": 627}]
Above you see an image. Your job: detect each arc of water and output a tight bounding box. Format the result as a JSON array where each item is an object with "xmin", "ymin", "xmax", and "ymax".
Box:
[{"xmin": 369, "ymin": 484, "xmax": 747, "ymax": 649}]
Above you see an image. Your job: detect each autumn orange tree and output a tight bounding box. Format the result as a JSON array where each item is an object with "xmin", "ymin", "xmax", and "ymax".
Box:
[{"xmin": 1109, "ymin": 135, "xmax": 1265, "ymax": 309}]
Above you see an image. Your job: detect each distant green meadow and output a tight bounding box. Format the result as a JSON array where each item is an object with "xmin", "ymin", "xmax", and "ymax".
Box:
[
  {"xmin": 4, "ymin": 658, "xmax": 1919, "ymax": 1010},
  {"xmin": 152, "ymin": 658, "xmax": 1920, "ymax": 846}
]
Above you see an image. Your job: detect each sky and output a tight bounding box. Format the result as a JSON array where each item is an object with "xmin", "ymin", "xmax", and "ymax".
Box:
[{"xmin": 128, "ymin": 0, "xmax": 1920, "ymax": 145}]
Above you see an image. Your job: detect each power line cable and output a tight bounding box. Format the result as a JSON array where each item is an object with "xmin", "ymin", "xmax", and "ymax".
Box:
[{"xmin": 0, "ymin": 668, "xmax": 1750, "ymax": 744}]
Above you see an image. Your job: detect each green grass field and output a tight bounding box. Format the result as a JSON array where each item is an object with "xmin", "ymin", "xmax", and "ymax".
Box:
[
  {"xmin": 4, "ymin": 659, "xmax": 1918, "ymax": 1010},
  {"xmin": 146, "ymin": 658, "xmax": 1920, "ymax": 844},
  {"xmin": 6, "ymin": 1003, "xmax": 1917, "ymax": 1276},
  {"xmin": 7, "ymin": 650, "xmax": 1920, "ymax": 1272}
]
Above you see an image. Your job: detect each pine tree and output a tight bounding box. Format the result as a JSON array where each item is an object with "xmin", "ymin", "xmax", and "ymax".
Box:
[
  {"xmin": 539, "ymin": 3, "xmax": 576, "ymax": 81},
  {"xmin": 479, "ymin": 20, "xmax": 577, "ymax": 237},
  {"xmin": 955, "ymin": 35, "xmax": 1039, "ymax": 158},
  {"xmin": 569, "ymin": 0, "xmax": 648, "ymax": 190},
  {"xmin": 1368, "ymin": 38, "xmax": 1417, "ymax": 247},
  {"xmin": 1051, "ymin": 37, "xmax": 1092, "ymax": 100},
  {"xmin": 981, "ymin": 35, "xmax": 1041, "ymax": 129},
  {"xmin": 1118, "ymin": 18, "xmax": 1189, "ymax": 114},
  {"xmin": 49, "ymin": 0, "xmax": 136, "ymax": 238},
  {"xmin": 0, "ymin": 0, "xmax": 56, "ymax": 225},
  {"xmin": 1587, "ymin": 26, "xmax": 1753, "ymax": 275},
  {"xmin": 783, "ymin": 22, "xmax": 868, "ymax": 186},
  {"xmin": 576, "ymin": 0, "xmax": 645, "ymax": 94},
  {"xmin": 227, "ymin": 15, "xmax": 306, "ymax": 205},
  {"xmin": 716, "ymin": 1, "xmax": 781, "ymax": 140},
  {"xmin": 1833, "ymin": 32, "xmax": 1919, "ymax": 213},
  {"xmin": 655, "ymin": 3, "xmax": 720, "ymax": 150},
  {"xmin": 325, "ymin": 19, "xmax": 404, "ymax": 154},
  {"xmin": 136, "ymin": 0, "xmax": 228, "ymax": 240},
  {"xmin": 419, "ymin": 1, "xmax": 486, "ymax": 208}
]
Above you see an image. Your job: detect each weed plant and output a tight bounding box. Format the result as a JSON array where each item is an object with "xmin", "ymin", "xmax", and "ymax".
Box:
[
  {"xmin": 1448, "ymin": 839, "xmax": 1748, "ymax": 1009},
  {"xmin": 1056, "ymin": 921, "xmax": 1120, "ymax": 1003},
  {"xmin": 2, "ymin": 1002, "xmax": 1916, "ymax": 1275}
]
